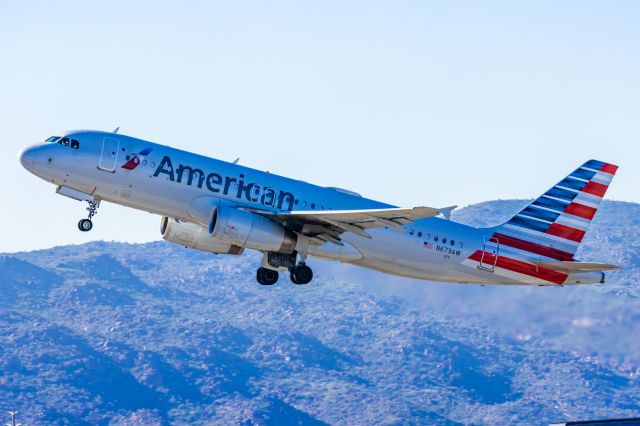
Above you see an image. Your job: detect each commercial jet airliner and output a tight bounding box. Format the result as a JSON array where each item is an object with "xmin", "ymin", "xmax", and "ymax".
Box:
[{"xmin": 19, "ymin": 130, "xmax": 620, "ymax": 286}]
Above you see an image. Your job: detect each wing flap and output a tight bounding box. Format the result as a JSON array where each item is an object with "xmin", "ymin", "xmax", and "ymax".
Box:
[
  {"xmin": 533, "ymin": 261, "xmax": 622, "ymax": 273},
  {"xmin": 280, "ymin": 206, "xmax": 445, "ymax": 224},
  {"xmin": 251, "ymin": 205, "xmax": 455, "ymax": 242}
]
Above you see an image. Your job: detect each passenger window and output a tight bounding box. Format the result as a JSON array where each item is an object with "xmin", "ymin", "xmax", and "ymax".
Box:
[
  {"xmin": 311, "ymin": 203, "xmax": 316, "ymax": 209},
  {"xmin": 434, "ymin": 236, "xmax": 438, "ymax": 242},
  {"xmin": 409, "ymin": 229, "xmax": 415, "ymax": 236},
  {"xmin": 443, "ymin": 238, "xmax": 447, "ymax": 244},
  {"xmin": 70, "ymin": 139, "xmax": 80, "ymax": 149},
  {"xmin": 418, "ymin": 232, "xmax": 422, "ymax": 237},
  {"xmin": 450, "ymin": 240, "xmax": 455, "ymax": 246},
  {"xmin": 58, "ymin": 137, "xmax": 70, "ymax": 146}
]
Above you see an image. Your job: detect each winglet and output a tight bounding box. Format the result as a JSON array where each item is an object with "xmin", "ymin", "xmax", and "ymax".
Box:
[{"xmin": 438, "ymin": 205, "xmax": 457, "ymax": 220}]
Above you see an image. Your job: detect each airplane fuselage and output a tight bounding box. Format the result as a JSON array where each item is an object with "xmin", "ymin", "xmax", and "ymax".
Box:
[{"xmin": 19, "ymin": 130, "xmax": 606, "ymax": 286}]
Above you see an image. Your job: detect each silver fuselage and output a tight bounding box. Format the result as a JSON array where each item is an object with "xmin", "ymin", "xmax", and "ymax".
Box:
[{"xmin": 19, "ymin": 130, "xmax": 602, "ymax": 285}]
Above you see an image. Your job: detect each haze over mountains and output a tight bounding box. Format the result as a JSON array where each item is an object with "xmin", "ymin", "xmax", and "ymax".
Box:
[{"xmin": 0, "ymin": 200, "xmax": 639, "ymax": 425}]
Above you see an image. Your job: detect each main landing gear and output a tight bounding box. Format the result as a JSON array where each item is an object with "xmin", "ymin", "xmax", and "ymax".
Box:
[
  {"xmin": 256, "ymin": 252, "xmax": 314, "ymax": 286},
  {"xmin": 78, "ymin": 200, "xmax": 100, "ymax": 232},
  {"xmin": 290, "ymin": 264, "xmax": 313, "ymax": 285},
  {"xmin": 256, "ymin": 267, "xmax": 279, "ymax": 285}
]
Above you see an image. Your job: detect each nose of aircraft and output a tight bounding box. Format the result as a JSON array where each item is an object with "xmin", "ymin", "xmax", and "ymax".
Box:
[{"xmin": 18, "ymin": 145, "xmax": 40, "ymax": 170}]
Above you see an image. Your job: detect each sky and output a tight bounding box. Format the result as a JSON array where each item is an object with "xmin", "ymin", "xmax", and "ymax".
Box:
[{"xmin": 0, "ymin": 0, "xmax": 638, "ymax": 252}]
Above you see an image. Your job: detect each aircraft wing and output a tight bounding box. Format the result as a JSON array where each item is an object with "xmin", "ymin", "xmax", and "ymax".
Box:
[
  {"xmin": 533, "ymin": 261, "xmax": 622, "ymax": 273},
  {"xmin": 251, "ymin": 206, "xmax": 456, "ymax": 245}
]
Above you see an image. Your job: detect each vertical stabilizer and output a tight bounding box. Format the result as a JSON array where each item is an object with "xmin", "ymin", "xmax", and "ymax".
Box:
[{"xmin": 493, "ymin": 159, "xmax": 618, "ymax": 261}]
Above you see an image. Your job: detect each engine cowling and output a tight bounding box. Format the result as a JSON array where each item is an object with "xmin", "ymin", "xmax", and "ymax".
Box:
[
  {"xmin": 161, "ymin": 216, "xmax": 244, "ymax": 255},
  {"xmin": 208, "ymin": 205, "xmax": 296, "ymax": 253}
]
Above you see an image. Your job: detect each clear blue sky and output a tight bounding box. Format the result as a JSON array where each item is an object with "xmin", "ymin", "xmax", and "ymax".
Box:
[{"xmin": 1, "ymin": 0, "xmax": 638, "ymax": 252}]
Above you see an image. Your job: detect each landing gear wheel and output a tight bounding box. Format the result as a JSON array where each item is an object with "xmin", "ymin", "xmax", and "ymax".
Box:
[
  {"xmin": 290, "ymin": 264, "xmax": 313, "ymax": 285},
  {"xmin": 256, "ymin": 267, "xmax": 279, "ymax": 285},
  {"xmin": 77, "ymin": 199, "xmax": 100, "ymax": 232},
  {"xmin": 78, "ymin": 219, "xmax": 93, "ymax": 232}
]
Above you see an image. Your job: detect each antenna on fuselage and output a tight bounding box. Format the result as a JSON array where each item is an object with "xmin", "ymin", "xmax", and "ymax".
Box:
[
  {"xmin": 232, "ymin": 158, "xmax": 240, "ymax": 164},
  {"xmin": 113, "ymin": 126, "xmax": 120, "ymax": 134}
]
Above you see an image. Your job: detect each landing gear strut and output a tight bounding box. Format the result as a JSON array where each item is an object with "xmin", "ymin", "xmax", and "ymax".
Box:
[{"xmin": 78, "ymin": 199, "xmax": 100, "ymax": 232}]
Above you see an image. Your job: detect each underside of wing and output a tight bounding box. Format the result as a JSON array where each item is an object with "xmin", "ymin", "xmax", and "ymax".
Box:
[
  {"xmin": 250, "ymin": 205, "xmax": 456, "ymax": 246},
  {"xmin": 533, "ymin": 261, "xmax": 622, "ymax": 273}
]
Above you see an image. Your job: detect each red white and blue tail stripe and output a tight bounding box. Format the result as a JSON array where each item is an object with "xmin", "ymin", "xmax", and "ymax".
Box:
[{"xmin": 464, "ymin": 159, "xmax": 618, "ymax": 285}]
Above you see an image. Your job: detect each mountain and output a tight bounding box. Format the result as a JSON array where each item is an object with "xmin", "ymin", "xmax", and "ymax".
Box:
[{"xmin": 0, "ymin": 200, "xmax": 639, "ymax": 425}]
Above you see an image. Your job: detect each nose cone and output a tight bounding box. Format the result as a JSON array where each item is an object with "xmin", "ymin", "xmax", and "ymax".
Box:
[{"xmin": 18, "ymin": 145, "xmax": 41, "ymax": 172}]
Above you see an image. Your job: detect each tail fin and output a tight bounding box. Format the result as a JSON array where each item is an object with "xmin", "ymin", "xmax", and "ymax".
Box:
[{"xmin": 492, "ymin": 159, "xmax": 618, "ymax": 261}]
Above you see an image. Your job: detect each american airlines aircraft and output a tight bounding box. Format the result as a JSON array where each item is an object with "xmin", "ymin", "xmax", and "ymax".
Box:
[{"xmin": 19, "ymin": 130, "xmax": 620, "ymax": 286}]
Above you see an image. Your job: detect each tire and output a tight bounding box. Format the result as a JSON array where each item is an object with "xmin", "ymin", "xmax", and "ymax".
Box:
[
  {"xmin": 257, "ymin": 267, "xmax": 279, "ymax": 285},
  {"xmin": 78, "ymin": 219, "xmax": 93, "ymax": 232},
  {"xmin": 291, "ymin": 264, "xmax": 313, "ymax": 285}
]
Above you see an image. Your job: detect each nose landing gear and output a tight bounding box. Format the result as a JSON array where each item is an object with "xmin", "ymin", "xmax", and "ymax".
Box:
[
  {"xmin": 78, "ymin": 200, "xmax": 100, "ymax": 232},
  {"xmin": 78, "ymin": 218, "xmax": 93, "ymax": 232}
]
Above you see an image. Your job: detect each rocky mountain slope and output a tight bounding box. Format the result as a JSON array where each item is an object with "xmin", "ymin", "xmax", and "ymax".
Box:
[{"xmin": 0, "ymin": 200, "xmax": 639, "ymax": 425}]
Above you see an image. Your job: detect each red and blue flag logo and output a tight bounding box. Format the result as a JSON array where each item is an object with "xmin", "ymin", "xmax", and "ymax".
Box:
[{"xmin": 121, "ymin": 148, "xmax": 153, "ymax": 170}]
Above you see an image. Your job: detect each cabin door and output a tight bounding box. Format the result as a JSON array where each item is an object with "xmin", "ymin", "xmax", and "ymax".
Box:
[
  {"xmin": 98, "ymin": 137, "xmax": 120, "ymax": 172},
  {"xmin": 478, "ymin": 236, "xmax": 500, "ymax": 272}
]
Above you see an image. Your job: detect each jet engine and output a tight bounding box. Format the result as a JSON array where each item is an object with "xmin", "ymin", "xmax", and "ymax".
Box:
[
  {"xmin": 208, "ymin": 205, "xmax": 296, "ymax": 253},
  {"xmin": 160, "ymin": 216, "xmax": 244, "ymax": 255}
]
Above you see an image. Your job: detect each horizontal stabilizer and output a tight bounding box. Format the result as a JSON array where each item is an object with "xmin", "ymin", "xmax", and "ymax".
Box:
[{"xmin": 533, "ymin": 261, "xmax": 621, "ymax": 273}]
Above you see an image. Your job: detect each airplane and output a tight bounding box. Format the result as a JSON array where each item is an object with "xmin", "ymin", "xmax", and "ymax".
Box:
[{"xmin": 19, "ymin": 130, "xmax": 620, "ymax": 286}]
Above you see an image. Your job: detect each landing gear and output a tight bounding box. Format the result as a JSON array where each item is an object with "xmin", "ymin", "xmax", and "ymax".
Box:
[
  {"xmin": 290, "ymin": 264, "xmax": 313, "ymax": 285},
  {"xmin": 256, "ymin": 267, "xmax": 279, "ymax": 285},
  {"xmin": 257, "ymin": 251, "xmax": 315, "ymax": 285},
  {"xmin": 78, "ymin": 199, "xmax": 100, "ymax": 232},
  {"xmin": 78, "ymin": 219, "xmax": 93, "ymax": 232}
]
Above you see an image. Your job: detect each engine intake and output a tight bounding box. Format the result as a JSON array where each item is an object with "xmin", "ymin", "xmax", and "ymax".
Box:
[
  {"xmin": 161, "ymin": 216, "xmax": 244, "ymax": 255},
  {"xmin": 208, "ymin": 205, "xmax": 296, "ymax": 253}
]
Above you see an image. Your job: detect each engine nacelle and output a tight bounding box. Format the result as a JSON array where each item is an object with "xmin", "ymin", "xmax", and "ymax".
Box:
[
  {"xmin": 208, "ymin": 205, "xmax": 296, "ymax": 253},
  {"xmin": 161, "ymin": 216, "xmax": 244, "ymax": 255}
]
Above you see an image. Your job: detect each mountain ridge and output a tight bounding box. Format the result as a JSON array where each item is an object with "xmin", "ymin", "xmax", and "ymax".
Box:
[{"xmin": 0, "ymin": 199, "xmax": 638, "ymax": 425}]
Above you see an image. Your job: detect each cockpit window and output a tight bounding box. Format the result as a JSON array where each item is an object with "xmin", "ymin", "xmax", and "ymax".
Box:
[{"xmin": 51, "ymin": 136, "xmax": 80, "ymax": 149}]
